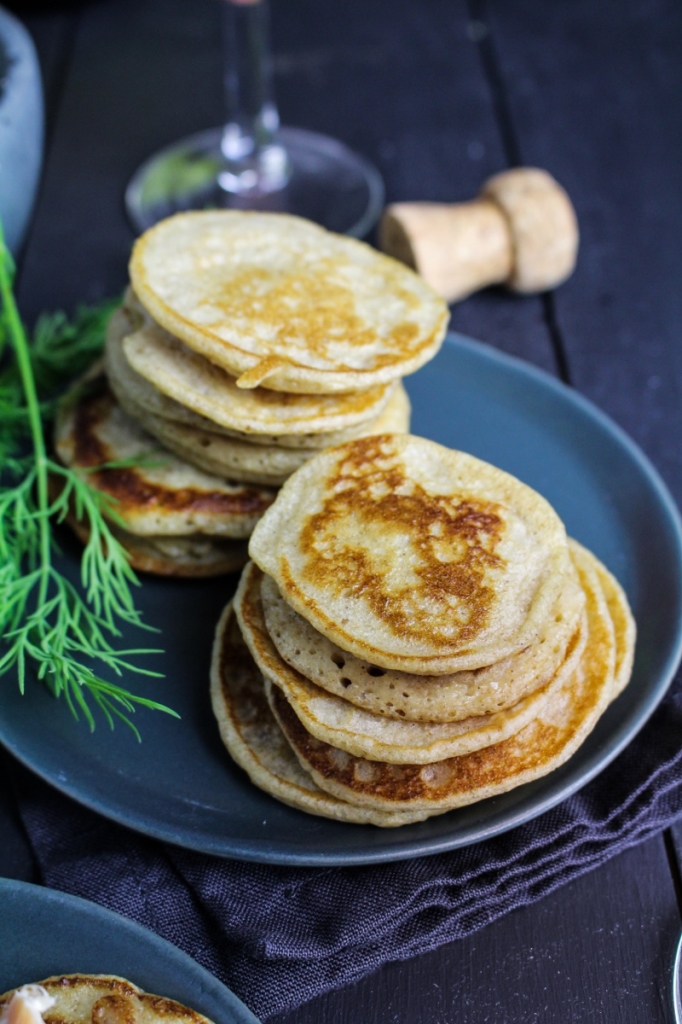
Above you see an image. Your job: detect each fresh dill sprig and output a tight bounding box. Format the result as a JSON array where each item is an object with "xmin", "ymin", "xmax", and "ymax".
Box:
[{"xmin": 0, "ymin": 224, "xmax": 176, "ymax": 738}]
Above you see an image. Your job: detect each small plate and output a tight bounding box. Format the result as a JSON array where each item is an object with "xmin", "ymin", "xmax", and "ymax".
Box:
[
  {"xmin": 0, "ymin": 878, "xmax": 259, "ymax": 1023},
  {"xmin": 1, "ymin": 333, "xmax": 681, "ymax": 865}
]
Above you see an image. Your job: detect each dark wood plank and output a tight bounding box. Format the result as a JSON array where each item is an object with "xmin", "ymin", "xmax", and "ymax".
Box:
[
  {"xmin": 10, "ymin": 4, "xmax": 680, "ymax": 1024},
  {"xmin": 21, "ymin": 11, "xmax": 80, "ymax": 142},
  {"xmin": 271, "ymin": 0, "xmax": 557, "ymax": 371},
  {"xmin": 16, "ymin": 0, "xmax": 557, "ymax": 372},
  {"xmin": 273, "ymin": 836, "xmax": 679, "ymax": 1024},
  {"xmin": 480, "ymin": 0, "xmax": 682, "ymax": 503}
]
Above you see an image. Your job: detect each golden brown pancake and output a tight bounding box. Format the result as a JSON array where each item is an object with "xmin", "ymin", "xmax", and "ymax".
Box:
[
  {"xmin": 129, "ymin": 211, "xmax": 448, "ymax": 394},
  {"xmin": 60, "ymin": 506, "xmax": 248, "ymax": 578},
  {"xmin": 233, "ymin": 559, "xmax": 587, "ymax": 763},
  {"xmin": 0, "ymin": 976, "xmax": 215, "ymax": 1024},
  {"xmin": 54, "ymin": 375, "xmax": 275, "ymax": 539},
  {"xmin": 115, "ymin": 381, "xmax": 411, "ymax": 487},
  {"xmin": 112, "ymin": 293, "xmax": 402, "ymax": 444},
  {"xmin": 266, "ymin": 544, "xmax": 617, "ymax": 814},
  {"xmin": 209, "ymin": 602, "xmax": 429, "ymax": 826},
  {"xmin": 258, "ymin": 563, "xmax": 586, "ymax": 721},
  {"xmin": 249, "ymin": 433, "xmax": 572, "ymax": 673},
  {"xmin": 574, "ymin": 539, "xmax": 636, "ymax": 700}
]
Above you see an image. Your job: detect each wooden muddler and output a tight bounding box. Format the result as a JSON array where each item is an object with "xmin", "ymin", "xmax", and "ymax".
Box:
[{"xmin": 379, "ymin": 167, "xmax": 579, "ymax": 303}]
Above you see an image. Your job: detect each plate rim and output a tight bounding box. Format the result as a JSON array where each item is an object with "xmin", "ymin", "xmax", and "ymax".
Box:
[
  {"xmin": 0, "ymin": 877, "xmax": 260, "ymax": 1023},
  {"xmin": 2, "ymin": 331, "xmax": 682, "ymax": 865}
]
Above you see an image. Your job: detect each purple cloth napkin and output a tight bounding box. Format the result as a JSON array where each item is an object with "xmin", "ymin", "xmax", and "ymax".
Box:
[{"xmin": 12, "ymin": 681, "xmax": 682, "ymax": 1021}]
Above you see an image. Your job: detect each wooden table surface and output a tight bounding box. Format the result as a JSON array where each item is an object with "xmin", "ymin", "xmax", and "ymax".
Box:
[{"xmin": 3, "ymin": 0, "xmax": 682, "ymax": 1020}]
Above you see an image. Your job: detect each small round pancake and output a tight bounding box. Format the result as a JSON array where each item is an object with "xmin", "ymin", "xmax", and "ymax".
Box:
[
  {"xmin": 0, "ymin": 976, "xmax": 216, "ymax": 1024},
  {"xmin": 61, "ymin": 508, "xmax": 248, "ymax": 578},
  {"xmin": 105, "ymin": 304, "xmax": 239, "ymax": 438},
  {"xmin": 55, "ymin": 375, "xmax": 275, "ymax": 538},
  {"xmin": 260, "ymin": 565, "xmax": 586, "ymax": 721},
  {"xmin": 570, "ymin": 539, "xmax": 636, "ymax": 700},
  {"xmin": 210, "ymin": 602, "xmax": 429, "ymax": 826},
  {"xmin": 108, "ymin": 306, "xmax": 408, "ymax": 451},
  {"xmin": 266, "ymin": 547, "xmax": 616, "ymax": 814},
  {"xmin": 249, "ymin": 433, "xmax": 572, "ymax": 673},
  {"xmin": 129, "ymin": 211, "xmax": 448, "ymax": 394},
  {"xmin": 234, "ymin": 559, "xmax": 587, "ymax": 763},
  {"xmin": 117, "ymin": 295, "xmax": 401, "ymax": 442},
  {"xmin": 120, "ymin": 382, "xmax": 411, "ymax": 487}
]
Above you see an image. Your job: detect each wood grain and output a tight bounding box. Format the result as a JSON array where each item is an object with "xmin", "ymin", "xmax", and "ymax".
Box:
[
  {"xmin": 4, "ymin": 2, "xmax": 681, "ymax": 1022},
  {"xmin": 272, "ymin": 836, "xmax": 680, "ymax": 1024}
]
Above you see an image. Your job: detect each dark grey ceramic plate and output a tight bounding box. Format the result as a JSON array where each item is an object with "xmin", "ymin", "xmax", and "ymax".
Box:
[
  {"xmin": 0, "ymin": 878, "xmax": 259, "ymax": 1023},
  {"xmin": 1, "ymin": 333, "xmax": 681, "ymax": 865}
]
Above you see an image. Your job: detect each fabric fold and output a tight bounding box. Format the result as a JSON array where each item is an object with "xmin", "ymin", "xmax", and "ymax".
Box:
[{"xmin": 12, "ymin": 686, "xmax": 682, "ymax": 1021}]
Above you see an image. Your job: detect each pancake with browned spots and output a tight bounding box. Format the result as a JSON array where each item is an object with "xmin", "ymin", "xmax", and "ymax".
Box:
[
  {"xmin": 55, "ymin": 375, "xmax": 275, "ymax": 538},
  {"xmin": 249, "ymin": 434, "xmax": 572, "ymax": 674},
  {"xmin": 266, "ymin": 545, "xmax": 616, "ymax": 814},
  {"xmin": 0, "ymin": 976, "xmax": 215, "ymax": 1024},
  {"xmin": 233, "ymin": 558, "xmax": 587, "ymax": 763},
  {"xmin": 117, "ymin": 381, "xmax": 411, "ymax": 487},
  {"xmin": 209, "ymin": 602, "xmax": 429, "ymax": 826},
  {"xmin": 54, "ymin": 375, "xmax": 274, "ymax": 576},
  {"xmin": 60, "ymin": 506, "xmax": 248, "ymax": 578},
  {"xmin": 129, "ymin": 211, "xmax": 448, "ymax": 394},
  {"xmin": 108, "ymin": 292, "xmax": 402, "ymax": 447},
  {"xmin": 258, "ymin": 561, "xmax": 586, "ymax": 722}
]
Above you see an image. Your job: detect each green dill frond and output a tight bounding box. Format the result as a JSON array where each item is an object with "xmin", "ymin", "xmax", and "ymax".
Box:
[{"xmin": 0, "ymin": 222, "xmax": 174, "ymax": 737}]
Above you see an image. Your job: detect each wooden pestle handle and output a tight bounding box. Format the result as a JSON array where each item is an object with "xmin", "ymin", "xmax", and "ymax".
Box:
[{"xmin": 379, "ymin": 167, "xmax": 579, "ymax": 304}]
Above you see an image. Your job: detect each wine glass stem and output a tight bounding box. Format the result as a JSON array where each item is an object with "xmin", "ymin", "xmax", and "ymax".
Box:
[{"xmin": 220, "ymin": 0, "xmax": 289, "ymax": 194}]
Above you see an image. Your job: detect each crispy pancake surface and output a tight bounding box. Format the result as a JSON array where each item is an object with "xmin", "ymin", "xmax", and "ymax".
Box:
[
  {"xmin": 118, "ymin": 382, "xmax": 411, "ymax": 487},
  {"xmin": 210, "ymin": 603, "xmax": 428, "ymax": 826},
  {"xmin": 55, "ymin": 376, "xmax": 275, "ymax": 538},
  {"xmin": 114, "ymin": 295, "xmax": 399, "ymax": 441},
  {"xmin": 259, "ymin": 564, "xmax": 586, "ymax": 721},
  {"xmin": 62, "ymin": 509, "xmax": 248, "ymax": 578},
  {"xmin": 234, "ymin": 560, "xmax": 587, "ymax": 763},
  {"xmin": 0, "ymin": 976, "xmax": 214, "ymax": 1024},
  {"xmin": 267, "ymin": 545, "xmax": 617, "ymax": 813},
  {"xmin": 249, "ymin": 434, "xmax": 571, "ymax": 673},
  {"xmin": 571, "ymin": 539, "xmax": 636, "ymax": 700},
  {"xmin": 129, "ymin": 211, "xmax": 448, "ymax": 393}
]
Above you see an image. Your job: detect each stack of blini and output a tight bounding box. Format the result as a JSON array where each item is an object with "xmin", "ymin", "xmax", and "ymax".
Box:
[
  {"xmin": 211, "ymin": 433, "xmax": 636, "ymax": 826},
  {"xmin": 56, "ymin": 210, "xmax": 448, "ymax": 576}
]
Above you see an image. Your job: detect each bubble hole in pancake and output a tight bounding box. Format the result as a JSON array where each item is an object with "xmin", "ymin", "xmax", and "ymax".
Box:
[
  {"xmin": 209, "ymin": 602, "xmax": 429, "ymax": 826},
  {"xmin": 265, "ymin": 543, "xmax": 618, "ymax": 814},
  {"xmin": 259, "ymin": 564, "xmax": 586, "ymax": 722},
  {"xmin": 233, "ymin": 559, "xmax": 587, "ymax": 763}
]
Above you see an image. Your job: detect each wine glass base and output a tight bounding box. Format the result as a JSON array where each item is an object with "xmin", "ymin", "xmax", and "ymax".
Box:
[{"xmin": 125, "ymin": 126, "xmax": 385, "ymax": 238}]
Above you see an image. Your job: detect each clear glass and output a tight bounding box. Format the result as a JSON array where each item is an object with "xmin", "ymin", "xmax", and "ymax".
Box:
[
  {"xmin": 674, "ymin": 931, "xmax": 682, "ymax": 1023},
  {"xmin": 125, "ymin": 0, "xmax": 384, "ymax": 237}
]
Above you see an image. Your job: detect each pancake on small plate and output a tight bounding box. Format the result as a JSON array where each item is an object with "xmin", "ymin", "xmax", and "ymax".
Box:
[
  {"xmin": 212, "ymin": 429, "xmax": 636, "ymax": 824},
  {"xmin": 0, "ymin": 977, "xmax": 216, "ymax": 1024}
]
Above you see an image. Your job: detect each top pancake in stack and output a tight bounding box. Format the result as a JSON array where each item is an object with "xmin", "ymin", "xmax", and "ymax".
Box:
[{"xmin": 211, "ymin": 433, "xmax": 636, "ymax": 824}]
